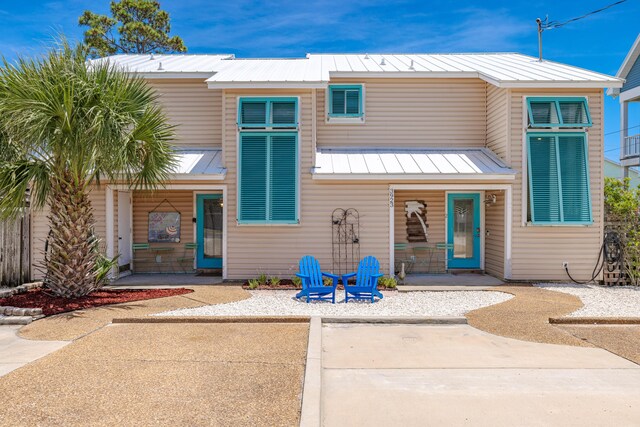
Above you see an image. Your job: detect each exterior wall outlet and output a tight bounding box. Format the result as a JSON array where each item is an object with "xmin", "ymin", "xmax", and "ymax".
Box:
[{"xmin": 562, "ymin": 261, "xmax": 569, "ymax": 269}]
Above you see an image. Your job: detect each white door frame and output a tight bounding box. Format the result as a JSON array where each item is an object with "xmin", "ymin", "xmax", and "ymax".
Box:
[
  {"xmin": 445, "ymin": 190, "xmax": 485, "ymax": 271},
  {"xmin": 106, "ymin": 184, "xmax": 228, "ymax": 279},
  {"xmin": 389, "ymin": 184, "xmax": 512, "ymax": 279},
  {"xmin": 116, "ymin": 191, "xmax": 133, "ymax": 277}
]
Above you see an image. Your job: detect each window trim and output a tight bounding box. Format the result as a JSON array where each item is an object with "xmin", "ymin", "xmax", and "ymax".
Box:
[
  {"xmin": 526, "ymin": 132, "xmax": 592, "ymax": 226},
  {"xmin": 327, "ymin": 84, "xmax": 365, "ymax": 123},
  {"xmin": 526, "ymin": 97, "xmax": 592, "ymax": 128},
  {"xmin": 237, "ymin": 131, "xmax": 299, "ymax": 225},
  {"xmin": 237, "ymin": 97, "xmax": 298, "ymax": 129}
]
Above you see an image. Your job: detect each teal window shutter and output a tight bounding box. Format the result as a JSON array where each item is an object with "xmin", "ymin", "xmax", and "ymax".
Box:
[
  {"xmin": 558, "ymin": 135, "xmax": 591, "ymax": 222},
  {"xmin": 329, "ymin": 85, "xmax": 363, "ymax": 117},
  {"xmin": 240, "ymin": 101, "xmax": 267, "ymax": 125},
  {"xmin": 526, "ymin": 97, "xmax": 591, "ymax": 128},
  {"xmin": 238, "ymin": 132, "xmax": 298, "ymax": 224},
  {"xmin": 271, "ymin": 101, "xmax": 296, "ymax": 125},
  {"xmin": 528, "ymin": 136, "xmax": 561, "ymax": 223},
  {"xmin": 239, "ymin": 134, "xmax": 268, "ymax": 221},
  {"xmin": 527, "ymin": 133, "xmax": 591, "ymax": 224},
  {"xmin": 269, "ymin": 134, "xmax": 297, "ymax": 221}
]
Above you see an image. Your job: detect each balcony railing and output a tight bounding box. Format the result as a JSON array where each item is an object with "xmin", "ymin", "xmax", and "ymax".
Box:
[{"xmin": 623, "ymin": 134, "xmax": 640, "ymax": 159}]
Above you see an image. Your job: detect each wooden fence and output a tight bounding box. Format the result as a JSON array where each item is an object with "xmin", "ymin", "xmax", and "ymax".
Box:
[{"xmin": 0, "ymin": 212, "xmax": 30, "ymax": 287}]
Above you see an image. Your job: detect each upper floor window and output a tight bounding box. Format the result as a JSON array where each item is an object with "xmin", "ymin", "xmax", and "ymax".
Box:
[
  {"xmin": 526, "ymin": 97, "xmax": 592, "ymax": 128},
  {"xmin": 328, "ymin": 85, "xmax": 364, "ymax": 122},
  {"xmin": 527, "ymin": 133, "xmax": 592, "ymax": 225},
  {"xmin": 238, "ymin": 97, "xmax": 297, "ymax": 128}
]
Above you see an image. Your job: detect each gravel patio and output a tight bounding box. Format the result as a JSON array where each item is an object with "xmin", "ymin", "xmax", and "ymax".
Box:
[{"xmin": 157, "ymin": 290, "xmax": 513, "ymax": 317}]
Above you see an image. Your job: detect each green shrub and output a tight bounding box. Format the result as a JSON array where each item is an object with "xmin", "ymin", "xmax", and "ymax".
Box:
[
  {"xmin": 378, "ymin": 276, "xmax": 397, "ymax": 289},
  {"xmin": 248, "ymin": 279, "xmax": 259, "ymax": 290},
  {"xmin": 257, "ymin": 273, "xmax": 268, "ymax": 285},
  {"xmin": 292, "ymin": 276, "xmax": 302, "ymax": 288},
  {"xmin": 269, "ymin": 276, "xmax": 281, "ymax": 286},
  {"xmin": 323, "ymin": 277, "xmax": 334, "ymax": 286}
]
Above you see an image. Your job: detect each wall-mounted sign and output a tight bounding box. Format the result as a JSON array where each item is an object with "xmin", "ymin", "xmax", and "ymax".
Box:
[
  {"xmin": 405, "ymin": 200, "xmax": 428, "ymax": 242},
  {"xmin": 148, "ymin": 212, "xmax": 181, "ymax": 243}
]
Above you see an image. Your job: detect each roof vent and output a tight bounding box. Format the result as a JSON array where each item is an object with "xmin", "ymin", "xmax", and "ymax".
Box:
[
  {"xmin": 409, "ymin": 59, "xmax": 414, "ymax": 70},
  {"xmin": 364, "ymin": 53, "xmax": 370, "ymax": 59},
  {"xmin": 150, "ymin": 53, "xmax": 155, "ymax": 60},
  {"xmin": 380, "ymin": 57, "xmax": 386, "ymax": 66},
  {"xmin": 157, "ymin": 61, "xmax": 164, "ymax": 71}
]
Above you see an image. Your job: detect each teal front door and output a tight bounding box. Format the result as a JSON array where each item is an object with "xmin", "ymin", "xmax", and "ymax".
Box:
[
  {"xmin": 196, "ymin": 194, "xmax": 223, "ymax": 269},
  {"xmin": 447, "ymin": 193, "xmax": 481, "ymax": 269}
]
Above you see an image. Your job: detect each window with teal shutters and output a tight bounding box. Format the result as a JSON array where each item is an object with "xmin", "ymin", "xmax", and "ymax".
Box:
[
  {"xmin": 238, "ymin": 132, "xmax": 297, "ymax": 224},
  {"xmin": 527, "ymin": 133, "xmax": 592, "ymax": 224},
  {"xmin": 238, "ymin": 98, "xmax": 297, "ymax": 128},
  {"xmin": 526, "ymin": 97, "xmax": 591, "ymax": 128},
  {"xmin": 328, "ymin": 85, "xmax": 363, "ymax": 117}
]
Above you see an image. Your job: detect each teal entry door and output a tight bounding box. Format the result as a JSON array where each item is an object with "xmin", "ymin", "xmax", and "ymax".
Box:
[
  {"xmin": 447, "ymin": 193, "xmax": 481, "ymax": 269},
  {"xmin": 196, "ymin": 194, "xmax": 223, "ymax": 269}
]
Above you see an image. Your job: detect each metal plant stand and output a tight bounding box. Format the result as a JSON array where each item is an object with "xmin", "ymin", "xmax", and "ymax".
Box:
[{"xmin": 331, "ymin": 208, "xmax": 360, "ymax": 276}]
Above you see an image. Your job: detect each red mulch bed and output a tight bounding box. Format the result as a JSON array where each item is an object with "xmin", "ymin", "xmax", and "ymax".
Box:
[{"xmin": 0, "ymin": 288, "xmax": 193, "ymax": 316}]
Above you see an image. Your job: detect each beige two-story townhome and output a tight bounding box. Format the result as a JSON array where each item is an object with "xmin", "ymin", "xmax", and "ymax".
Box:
[{"xmin": 29, "ymin": 53, "xmax": 623, "ymax": 282}]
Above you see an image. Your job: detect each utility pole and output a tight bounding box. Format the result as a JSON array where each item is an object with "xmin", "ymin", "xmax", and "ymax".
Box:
[{"xmin": 536, "ymin": 18, "xmax": 543, "ymax": 61}]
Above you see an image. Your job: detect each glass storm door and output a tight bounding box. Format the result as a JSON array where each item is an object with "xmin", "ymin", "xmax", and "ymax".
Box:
[
  {"xmin": 447, "ymin": 193, "xmax": 481, "ymax": 269},
  {"xmin": 196, "ymin": 194, "xmax": 223, "ymax": 269}
]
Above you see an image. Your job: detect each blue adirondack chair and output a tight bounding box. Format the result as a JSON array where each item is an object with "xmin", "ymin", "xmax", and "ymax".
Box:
[
  {"xmin": 341, "ymin": 256, "xmax": 384, "ymax": 303},
  {"xmin": 295, "ymin": 256, "xmax": 340, "ymax": 303}
]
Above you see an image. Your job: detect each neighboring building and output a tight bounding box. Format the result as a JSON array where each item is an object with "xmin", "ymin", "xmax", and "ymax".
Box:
[
  {"xmin": 604, "ymin": 158, "xmax": 640, "ymax": 188},
  {"xmin": 30, "ymin": 52, "xmax": 622, "ymax": 282},
  {"xmin": 609, "ymin": 33, "xmax": 640, "ymax": 175}
]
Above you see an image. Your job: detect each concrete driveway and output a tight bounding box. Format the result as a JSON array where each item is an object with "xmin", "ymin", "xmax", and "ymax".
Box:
[{"xmin": 321, "ymin": 324, "xmax": 640, "ymax": 427}]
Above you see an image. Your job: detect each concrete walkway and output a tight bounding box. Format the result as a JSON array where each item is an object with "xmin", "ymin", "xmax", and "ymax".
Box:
[
  {"xmin": 0, "ymin": 326, "xmax": 68, "ymax": 377},
  {"xmin": 320, "ymin": 324, "xmax": 640, "ymax": 426},
  {"xmin": 111, "ymin": 273, "xmax": 224, "ymax": 287}
]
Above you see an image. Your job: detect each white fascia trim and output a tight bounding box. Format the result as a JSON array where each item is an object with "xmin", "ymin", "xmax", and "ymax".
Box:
[
  {"xmin": 206, "ymin": 82, "xmax": 328, "ymax": 89},
  {"xmin": 138, "ymin": 72, "xmax": 215, "ymax": 79},
  {"xmin": 497, "ymin": 81, "xmax": 623, "ymax": 89},
  {"xmin": 108, "ymin": 184, "xmax": 226, "ymax": 191},
  {"xmin": 390, "ymin": 183, "xmax": 512, "ymax": 191},
  {"xmin": 330, "ymin": 71, "xmax": 479, "ymax": 79},
  {"xmin": 312, "ymin": 173, "xmax": 516, "ymax": 181},
  {"xmin": 619, "ymin": 85, "xmax": 640, "ymax": 102},
  {"xmin": 169, "ymin": 173, "xmax": 226, "ymax": 181}
]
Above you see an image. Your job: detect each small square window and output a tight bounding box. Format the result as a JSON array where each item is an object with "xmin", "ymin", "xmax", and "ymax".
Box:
[{"xmin": 328, "ymin": 85, "xmax": 364, "ymax": 121}]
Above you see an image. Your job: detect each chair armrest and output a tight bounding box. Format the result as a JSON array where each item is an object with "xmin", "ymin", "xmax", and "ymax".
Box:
[
  {"xmin": 371, "ymin": 273, "xmax": 384, "ymax": 278},
  {"xmin": 296, "ymin": 273, "xmax": 310, "ymax": 279},
  {"xmin": 341, "ymin": 272, "xmax": 356, "ymax": 279},
  {"xmin": 321, "ymin": 272, "xmax": 339, "ymax": 280}
]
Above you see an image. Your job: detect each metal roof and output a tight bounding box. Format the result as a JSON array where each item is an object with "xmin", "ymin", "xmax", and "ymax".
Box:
[
  {"xmin": 98, "ymin": 52, "xmax": 622, "ymax": 88},
  {"xmin": 205, "ymin": 57, "xmax": 326, "ymax": 88},
  {"xmin": 313, "ymin": 53, "xmax": 622, "ymax": 88},
  {"xmin": 173, "ymin": 148, "xmax": 225, "ymax": 179},
  {"xmin": 312, "ymin": 147, "xmax": 515, "ymax": 180},
  {"xmin": 608, "ymin": 33, "xmax": 640, "ymax": 96},
  {"xmin": 93, "ymin": 54, "xmax": 234, "ymax": 77}
]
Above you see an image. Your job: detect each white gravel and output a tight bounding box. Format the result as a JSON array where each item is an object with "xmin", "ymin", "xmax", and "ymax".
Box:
[
  {"xmin": 156, "ymin": 290, "xmax": 512, "ymax": 318},
  {"xmin": 535, "ymin": 283, "xmax": 640, "ymax": 317}
]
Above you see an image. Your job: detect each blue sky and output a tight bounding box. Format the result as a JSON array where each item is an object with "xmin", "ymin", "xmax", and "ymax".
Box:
[{"xmin": 1, "ymin": 1, "xmax": 638, "ymax": 160}]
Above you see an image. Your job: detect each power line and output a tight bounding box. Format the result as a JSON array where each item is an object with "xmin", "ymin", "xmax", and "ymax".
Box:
[
  {"xmin": 605, "ymin": 124, "xmax": 640, "ymax": 136},
  {"xmin": 540, "ymin": 0, "xmax": 627, "ymax": 30}
]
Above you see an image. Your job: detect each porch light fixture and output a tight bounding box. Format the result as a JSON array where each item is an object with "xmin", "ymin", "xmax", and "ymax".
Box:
[{"xmin": 484, "ymin": 194, "xmax": 497, "ymax": 206}]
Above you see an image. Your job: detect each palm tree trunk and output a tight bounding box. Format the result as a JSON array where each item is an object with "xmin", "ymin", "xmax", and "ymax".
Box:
[{"xmin": 43, "ymin": 175, "xmax": 100, "ymax": 298}]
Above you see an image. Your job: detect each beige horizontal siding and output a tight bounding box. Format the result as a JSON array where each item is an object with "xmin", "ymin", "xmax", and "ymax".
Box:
[
  {"xmin": 486, "ymin": 84, "xmax": 509, "ymax": 163},
  {"xmin": 148, "ymin": 79, "xmax": 222, "ymax": 148},
  {"xmin": 131, "ymin": 190, "xmax": 198, "ymax": 273},
  {"xmin": 484, "ymin": 190, "xmax": 505, "ymax": 278},
  {"xmin": 316, "ymin": 78, "xmax": 487, "ymax": 147},
  {"xmin": 223, "ymin": 88, "xmax": 390, "ymax": 279},
  {"xmin": 509, "ymin": 89, "xmax": 604, "ymax": 281},
  {"xmin": 30, "ymin": 187, "xmax": 107, "ymax": 280}
]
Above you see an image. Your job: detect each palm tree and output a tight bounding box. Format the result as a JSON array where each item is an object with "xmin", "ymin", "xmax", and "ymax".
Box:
[{"xmin": 0, "ymin": 39, "xmax": 176, "ymax": 298}]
